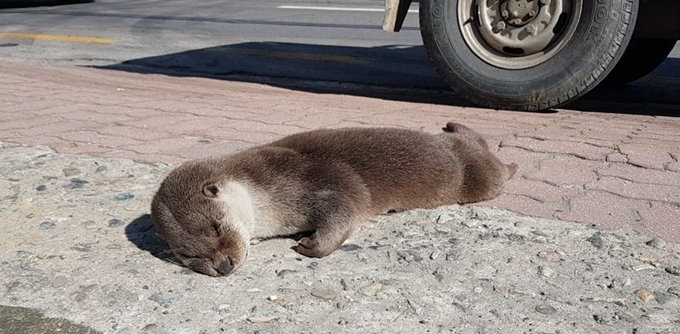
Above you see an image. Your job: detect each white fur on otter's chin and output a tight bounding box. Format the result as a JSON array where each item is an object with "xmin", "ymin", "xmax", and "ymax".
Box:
[{"xmin": 217, "ymin": 181, "xmax": 282, "ymax": 240}]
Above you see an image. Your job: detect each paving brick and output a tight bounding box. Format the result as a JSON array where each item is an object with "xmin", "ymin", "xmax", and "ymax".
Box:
[
  {"xmin": 527, "ymin": 156, "xmax": 604, "ymax": 186},
  {"xmin": 500, "ymin": 137, "xmax": 614, "ymax": 161},
  {"xmin": 185, "ymin": 106, "xmax": 261, "ymax": 119},
  {"xmin": 639, "ymin": 203, "xmax": 680, "ymax": 242},
  {"xmin": 99, "ymin": 149, "xmax": 186, "ymax": 165},
  {"xmin": 618, "ymin": 143, "xmax": 674, "ymax": 170},
  {"xmin": 586, "ymin": 176, "xmax": 680, "ymax": 204},
  {"xmin": 49, "ymin": 141, "xmax": 112, "ymax": 155},
  {"xmin": 120, "ymin": 137, "xmax": 206, "ymax": 155},
  {"xmin": 504, "ymin": 178, "xmax": 581, "ymax": 204},
  {"xmin": 168, "ymin": 141, "xmax": 253, "ymax": 160},
  {"xmin": 224, "ymin": 119, "xmax": 307, "ymax": 135},
  {"xmin": 495, "ymin": 146, "xmax": 554, "ymax": 177},
  {"xmin": 16, "ymin": 120, "xmax": 99, "ymax": 137},
  {"xmin": 208, "ymin": 128, "xmax": 282, "ymax": 144},
  {"xmin": 97, "ymin": 125, "xmax": 172, "ymax": 141},
  {"xmin": 120, "ymin": 114, "xmax": 198, "ymax": 129},
  {"xmin": 0, "ymin": 116, "xmax": 63, "ymax": 131},
  {"xmin": 56, "ymin": 131, "xmax": 143, "ymax": 148},
  {"xmin": 0, "ymin": 99, "xmax": 71, "ymax": 113},
  {"xmin": 95, "ymin": 105, "xmax": 166, "ymax": 117},
  {"xmin": 61, "ymin": 110, "xmax": 134, "ymax": 123},
  {"xmin": 605, "ymin": 153, "xmax": 628, "ymax": 163},
  {"xmin": 478, "ymin": 194, "xmax": 556, "ymax": 218},
  {"xmin": 557, "ymin": 192, "xmax": 647, "ymax": 230},
  {"xmin": 597, "ymin": 164, "xmax": 680, "ymax": 187},
  {"xmin": 2, "ymin": 58, "xmax": 680, "ymax": 244}
]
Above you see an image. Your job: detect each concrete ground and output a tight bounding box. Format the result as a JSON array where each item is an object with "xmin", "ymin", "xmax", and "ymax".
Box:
[{"xmin": 1, "ymin": 58, "xmax": 679, "ymax": 243}]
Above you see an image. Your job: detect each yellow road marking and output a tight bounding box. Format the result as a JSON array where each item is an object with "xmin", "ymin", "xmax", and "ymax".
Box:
[
  {"xmin": 0, "ymin": 32, "xmax": 115, "ymax": 44},
  {"xmin": 219, "ymin": 47, "xmax": 369, "ymax": 64}
]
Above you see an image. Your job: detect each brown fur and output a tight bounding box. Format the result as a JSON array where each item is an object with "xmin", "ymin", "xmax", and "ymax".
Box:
[{"xmin": 151, "ymin": 123, "xmax": 517, "ymax": 276}]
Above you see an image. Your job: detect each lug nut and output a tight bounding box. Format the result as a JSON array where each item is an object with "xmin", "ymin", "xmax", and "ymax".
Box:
[
  {"xmin": 513, "ymin": 19, "xmax": 523, "ymax": 25},
  {"xmin": 528, "ymin": 10, "xmax": 536, "ymax": 17},
  {"xmin": 502, "ymin": 10, "xmax": 509, "ymax": 18},
  {"xmin": 496, "ymin": 21, "xmax": 506, "ymax": 30},
  {"xmin": 526, "ymin": 24, "xmax": 537, "ymax": 34}
]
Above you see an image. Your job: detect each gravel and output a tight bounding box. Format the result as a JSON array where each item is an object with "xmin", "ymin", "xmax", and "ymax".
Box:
[{"xmin": 1, "ymin": 142, "xmax": 679, "ymax": 334}]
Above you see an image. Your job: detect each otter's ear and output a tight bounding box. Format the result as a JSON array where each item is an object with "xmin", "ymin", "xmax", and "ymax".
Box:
[{"xmin": 203, "ymin": 183, "xmax": 220, "ymax": 198}]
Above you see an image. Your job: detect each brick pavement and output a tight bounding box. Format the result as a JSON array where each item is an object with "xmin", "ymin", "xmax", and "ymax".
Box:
[{"xmin": 1, "ymin": 58, "xmax": 679, "ymax": 243}]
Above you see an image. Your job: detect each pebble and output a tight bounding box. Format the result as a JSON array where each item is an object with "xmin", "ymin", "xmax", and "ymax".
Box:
[
  {"xmin": 538, "ymin": 266, "xmax": 555, "ymax": 278},
  {"xmin": 336, "ymin": 300, "xmax": 349, "ymax": 309},
  {"xmin": 65, "ymin": 178, "xmax": 89, "ymax": 189},
  {"xmin": 645, "ymin": 237, "xmax": 666, "ymax": 249},
  {"xmin": 359, "ymin": 282, "xmax": 383, "ymax": 296},
  {"xmin": 535, "ymin": 304, "xmax": 556, "ymax": 315},
  {"xmin": 668, "ymin": 286, "xmax": 680, "ymax": 297},
  {"xmin": 397, "ymin": 250, "xmax": 423, "ymax": 263},
  {"xmin": 310, "ymin": 288, "xmax": 339, "ymax": 300},
  {"xmin": 35, "ymin": 185, "xmax": 47, "ymax": 191},
  {"xmin": 276, "ymin": 269, "xmax": 296, "ymax": 278},
  {"xmin": 273, "ymin": 298, "xmax": 295, "ymax": 310},
  {"xmin": 608, "ymin": 278, "xmax": 631, "ymax": 289},
  {"xmin": 445, "ymin": 250, "xmax": 461, "ymax": 262},
  {"xmin": 634, "ymin": 289, "xmax": 655, "ymax": 302},
  {"xmin": 586, "ymin": 233, "xmax": 604, "ymax": 249},
  {"xmin": 340, "ymin": 278, "xmax": 350, "ymax": 291},
  {"xmin": 537, "ymin": 251, "xmax": 560, "ymax": 262},
  {"xmin": 340, "ymin": 244, "xmax": 362, "ymax": 251},
  {"xmin": 246, "ymin": 316, "xmax": 277, "ymax": 323},
  {"xmin": 461, "ymin": 220, "xmax": 480, "ymax": 228},
  {"xmin": 665, "ymin": 266, "xmax": 680, "ymax": 276},
  {"xmin": 114, "ymin": 192, "xmax": 135, "ymax": 201},
  {"xmin": 108, "ymin": 219, "xmax": 125, "ymax": 227},
  {"xmin": 39, "ymin": 221, "xmax": 56, "ymax": 230},
  {"xmin": 52, "ymin": 275, "xmax": 69, "ymax": 287},
  {"xmin": 62, "ymin": 167, "xmax": 81, "ymax": 177},
  {"xmin": 473, "ymin": 287, "xmax": 483, "ymax": 294},
  {"xmin": 407, "ymin": 299, "xmax": 423, "ymax": 316},
  {"xmin": 615, "ymin": 311, "xmax": 636, "ymax": 323},
  {"xmin": 653, "ymin": 292, "xmax": 670, "ymax": 305}
]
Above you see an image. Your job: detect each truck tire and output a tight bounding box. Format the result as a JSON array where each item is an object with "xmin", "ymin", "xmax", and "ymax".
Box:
[
  {"xmin": 601, "ymin": 38, "xmax": 677, "ymax": 87},
  {"xmin": 420, "ymin": 0, "xmax": 639, "ymax": 111}
]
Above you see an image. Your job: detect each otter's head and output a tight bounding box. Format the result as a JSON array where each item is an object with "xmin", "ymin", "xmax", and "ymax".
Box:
[{"xmin": 151, "ymin": 162, "xmax": 250, "ymax": 277}]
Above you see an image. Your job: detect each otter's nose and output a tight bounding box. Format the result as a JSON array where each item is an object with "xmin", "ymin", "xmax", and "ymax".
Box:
[{"xmin": 216, "ymin": 258, "xmax": 234, "ymax": 276}]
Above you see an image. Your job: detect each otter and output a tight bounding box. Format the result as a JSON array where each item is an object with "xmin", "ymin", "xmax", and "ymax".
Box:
[{"xmin": 151, "ymin": 123, "xmax": 517, "ymax": 277}]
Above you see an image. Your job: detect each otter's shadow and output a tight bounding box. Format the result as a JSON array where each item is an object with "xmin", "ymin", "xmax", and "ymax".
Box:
[{"xmin": 125, "ymin": 214, "xmax": 178, "ymax": 264}]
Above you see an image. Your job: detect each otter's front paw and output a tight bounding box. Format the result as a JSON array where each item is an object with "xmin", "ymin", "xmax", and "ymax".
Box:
[{"xmin": 295, "ymin": 235, "xmax": 335, "ymax": 258}]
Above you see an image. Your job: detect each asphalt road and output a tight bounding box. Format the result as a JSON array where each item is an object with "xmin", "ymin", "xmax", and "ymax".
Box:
[{"xmin": 0, "ymin": 0, "xmax": 679, "ymax": 109}]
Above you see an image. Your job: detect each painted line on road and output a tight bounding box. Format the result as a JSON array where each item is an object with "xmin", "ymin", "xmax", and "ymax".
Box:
[
  {"xmin": 277, "ymin": 5, "xmax": 418, "ymax": 13},
  {"xmin": 218, "ymin": 47, "xmax": 370, "ymax": 64},
  {"xmin": 0, "ymin": 32, "xmax": 115, "ymax": 44}
]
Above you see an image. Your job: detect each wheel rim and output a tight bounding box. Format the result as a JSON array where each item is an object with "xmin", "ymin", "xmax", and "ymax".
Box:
[{"xmin": 458, "ymin": 0, "xmax": 583, "ymax": 69}]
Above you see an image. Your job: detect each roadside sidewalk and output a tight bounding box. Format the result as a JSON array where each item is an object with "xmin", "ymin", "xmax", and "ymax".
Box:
[{"xmin": 1, "ymin": 58, "xmax": 679, "ymax": 243}]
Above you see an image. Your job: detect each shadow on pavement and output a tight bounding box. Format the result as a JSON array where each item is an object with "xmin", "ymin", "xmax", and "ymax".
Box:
[
  {"xmin": 124, "ymin": 214, "xmax": 177, "ymax": 264},
  {"xmin": 0, "ymin": 0, "xmax": 93, "ymax": 9},
  {"xmin": 98, "ymin": 41, "xmax": 679, "ymax": 116}
]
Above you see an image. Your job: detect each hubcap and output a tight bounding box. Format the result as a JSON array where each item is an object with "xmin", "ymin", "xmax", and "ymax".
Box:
[{"xmin": 458, "ymin": 0, "xmax": 582, "ymax": 69}]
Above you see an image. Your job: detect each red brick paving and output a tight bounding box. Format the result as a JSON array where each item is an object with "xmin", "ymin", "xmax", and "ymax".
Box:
[{"xmin": 1, "ymin": 58, "xmax": 679, "ymax": 244}]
